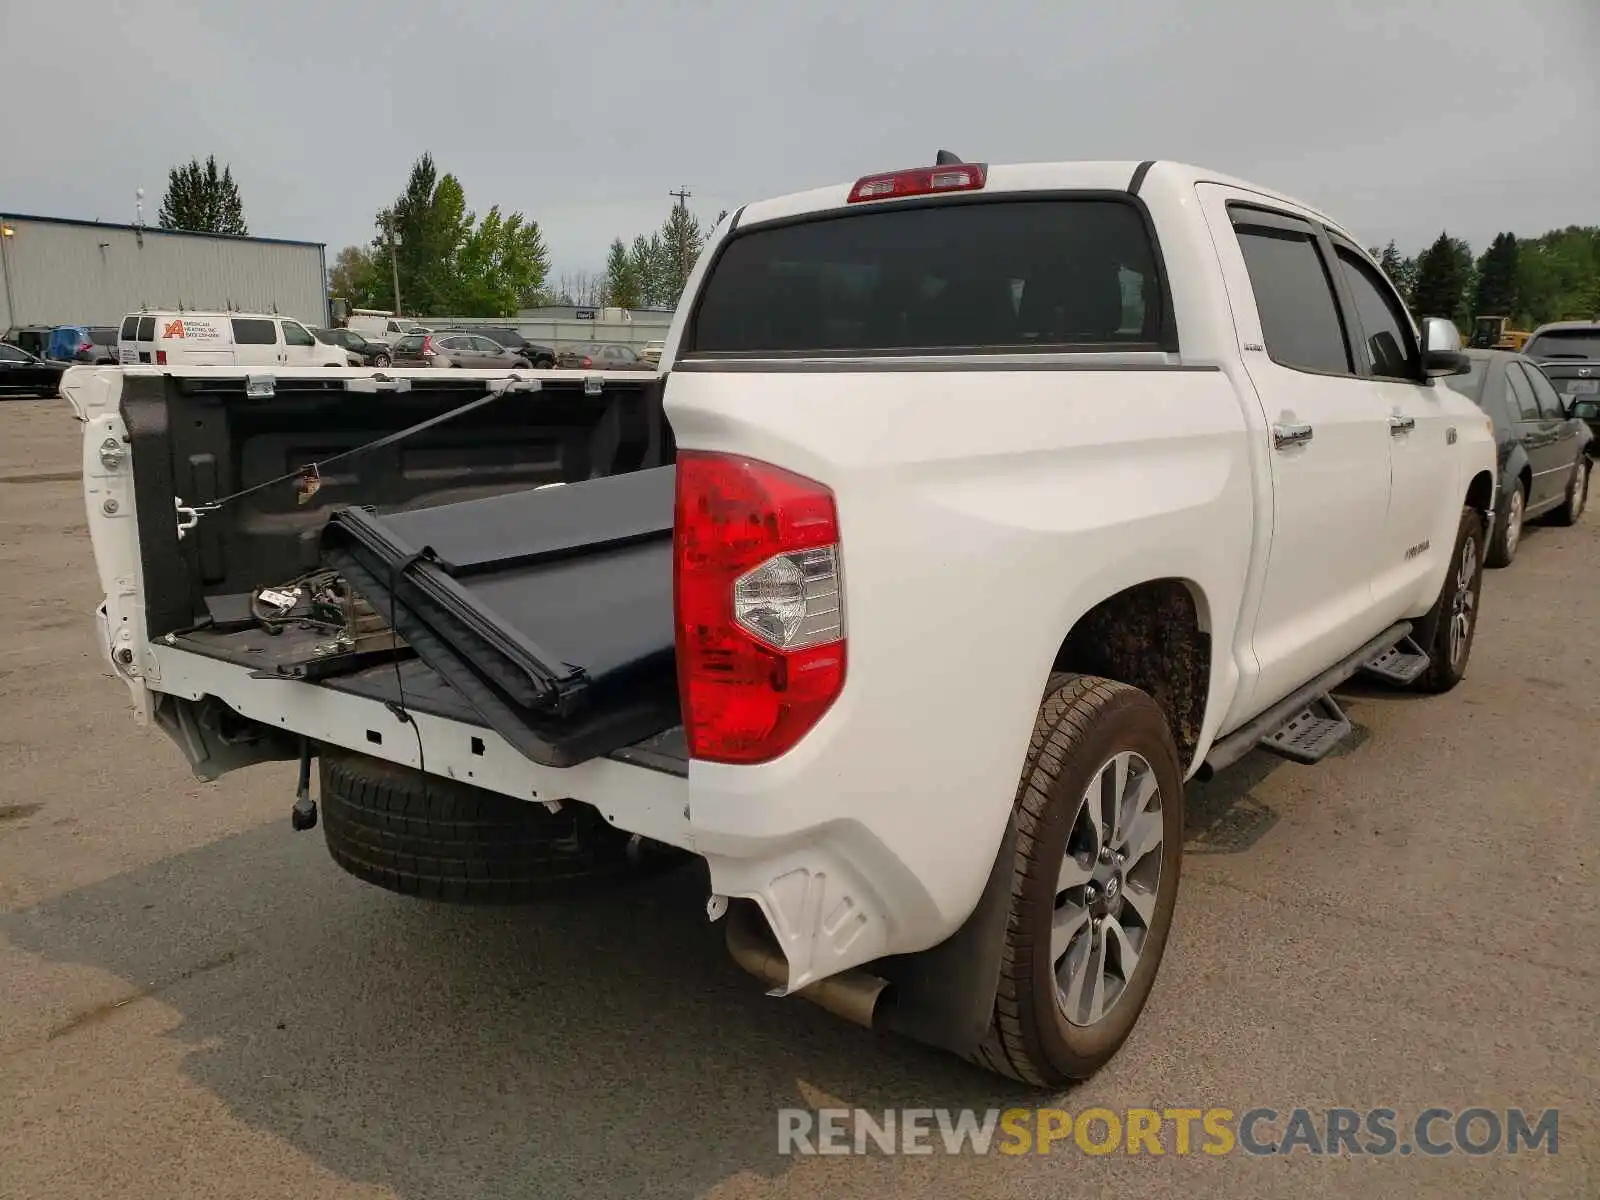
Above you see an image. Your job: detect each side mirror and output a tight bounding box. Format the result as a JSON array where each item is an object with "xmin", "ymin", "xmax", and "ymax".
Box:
[{"xmin": 1420, "ymin": 316, "xmax": 1470, "ymax": 377}]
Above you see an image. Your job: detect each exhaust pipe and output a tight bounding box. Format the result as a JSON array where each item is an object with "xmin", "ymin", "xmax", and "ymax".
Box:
[{"xmin": 725, "ymin": 902, "xmax": 889, "ymax": 1029}]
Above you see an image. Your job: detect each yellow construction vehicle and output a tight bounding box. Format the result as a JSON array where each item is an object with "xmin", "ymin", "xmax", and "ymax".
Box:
[{"xmin": 1466, "ymin": 315, "xmax": 1531, "ymax": 352}]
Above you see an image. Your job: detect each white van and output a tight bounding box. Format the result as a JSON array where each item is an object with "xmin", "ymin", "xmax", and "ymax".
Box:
[
  {"xmin": 116, "ymin": 312, "xmax": 347, "ymax": 368},
  {"xmin": 345, "ymin": 310, "xmax": 429, "ymax": 345}
]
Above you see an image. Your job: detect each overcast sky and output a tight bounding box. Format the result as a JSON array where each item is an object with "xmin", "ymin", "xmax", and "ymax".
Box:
[{"xmin": 9, "ymin": 0, "xmax": 1597, "ymax": 280}]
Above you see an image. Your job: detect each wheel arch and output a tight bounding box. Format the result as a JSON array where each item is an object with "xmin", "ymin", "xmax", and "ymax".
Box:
[{"xmin": 1048, "ymin": 578, "xmax": 1212, "ymax": 772}]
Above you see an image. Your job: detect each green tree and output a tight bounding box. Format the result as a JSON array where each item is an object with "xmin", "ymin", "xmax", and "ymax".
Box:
[
  {"xmin": 1473, "ymin": 233, "xmax": 1519, "ymax": 318},
  {"xmin": 1515, "ymin": 226, "xmax": 1600, "ymax": 325},
  {"xmin": 1376, "ymin": 241, "xmax": 1416, "ymax": 306},
  {"xmin": 604, "ymin": 238, "xmax": 641, "ymax": 308},
  {"xmin": 629, "ymin": 233, "xmax": 670, "ymax": 307},
  {"xmin": 659, "ymin": 203, "xmax": 705, "ymax": 306},
  {"xmin": 329, "ymin": 245, "xmax": 384, "ymax": 309},
  {"xmin": 450, "ymin": 205, "xmax": 551, "ymax": 317},
  {"xmin": 158, "ymin": 156, "xmax": 248, "ymax": 235},
  {"xmin": 1412, "ymin": 232, "xmax": 1472, "ymax": 325},
  {"xmin": 380, "ymin": 154, "xmax": 470, "ymax": 317}
]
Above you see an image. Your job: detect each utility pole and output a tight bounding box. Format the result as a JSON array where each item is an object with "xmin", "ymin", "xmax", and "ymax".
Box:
[
  {"xmin": 669, "ymin": 186, "xmax": 692, "ymax": 295},
  {"xmin": 384, "ymin": 209, "xmax": 403, "ymax": 316}
]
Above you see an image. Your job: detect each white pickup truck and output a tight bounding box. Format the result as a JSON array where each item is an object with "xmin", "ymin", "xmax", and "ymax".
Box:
[{"xmin": 71, "ymin": 157, "xmax": 1497, "ymax": 1086}]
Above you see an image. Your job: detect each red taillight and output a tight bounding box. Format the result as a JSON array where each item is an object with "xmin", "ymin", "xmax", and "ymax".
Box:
[
  {"xmin": 79, "ymin": 341, "xmax": 94, "ymax": 353},
  {"xmin": 156, "ymin": 350, "xmax": 167, "ymax": 365},
  {"xmin": 421, "ymin": 336, "xmax": 436, "ymax": 356},
  {"xmin": 674, "ymin": 451, "xmax": 846, "ymax": 765},
  {"xmin": 848, "ymin": 163, "xmax": 988, "ymax": 203},
  {"xmin": 581, "ymin": 355, "xmax": 593, "ymax": 368}
]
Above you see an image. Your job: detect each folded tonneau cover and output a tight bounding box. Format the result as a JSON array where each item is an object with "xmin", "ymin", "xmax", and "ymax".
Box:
[{"xmin": 321, "ymin": 467, "xmax": 680, "ymax": 768}]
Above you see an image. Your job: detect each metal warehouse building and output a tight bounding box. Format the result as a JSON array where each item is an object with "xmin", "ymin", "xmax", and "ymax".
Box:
[{"xmin": 0, "ymin": 214, "xmax": 328, "ymax": 332}]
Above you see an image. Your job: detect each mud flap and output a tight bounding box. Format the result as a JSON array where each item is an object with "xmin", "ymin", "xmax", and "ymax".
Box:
[{"xmin": 873, "ymin": 812, "xmax": 1018, "ymax": 1058}]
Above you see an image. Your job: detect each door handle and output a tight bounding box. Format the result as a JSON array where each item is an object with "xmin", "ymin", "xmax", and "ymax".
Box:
[
  {"xmin": 1389, "ymin": 414, "xmax": 1417, "ymax": 435},
  {"xmin": 1272, "ymin": 423, "xmax": 1314, "ymax": 449}
]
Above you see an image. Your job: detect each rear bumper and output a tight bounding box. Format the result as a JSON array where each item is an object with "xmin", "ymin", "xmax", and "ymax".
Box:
[{"xmin": 114, "ymin": 637, "xmax": 953, "ymax": 990}]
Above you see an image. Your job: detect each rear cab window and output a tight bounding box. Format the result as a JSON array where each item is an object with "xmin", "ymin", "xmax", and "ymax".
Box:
[
  {"xmin": 685, "ymin": 197, "xmax": 1171, "ymax": 357},
  {"xmin": 119, "ymin": 316, "xmax": 140, "ymax": 341}
]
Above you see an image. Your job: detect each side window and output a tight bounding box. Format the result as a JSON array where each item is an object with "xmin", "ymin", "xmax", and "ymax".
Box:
[
  {"xmin": 282, "ymin": 321, "xmax": 314, "ymax": 347},
  {"xmin": 1522, "ymin": 363, "xmax": 1567, "ymax": 419},
  {"xmin": 232, "ymin": 318, "xmax": 277, "ymax": 345},
  {"xmin": 136, "ymin": 316, "xmax": 156, "ymax": 340},
  {"xmin": 1234, "ymin": 223, "xmax": 1352, "ymax": 376},
  {"xmin": 0, "ymin": 344, "xmax": 27, "ymax": 362},
  {"xmin": 1505, "ymin": 362, "xmax": 1540, "ymax": 420},
  {"xmin": 473, "ymin": 337, "xmax": 499, "ymax": 352},
  {"xmin": 1334, "ymin": 247, "xmax": 1417, "ymax": 379},
  {"xmin": 119, "ymin": 316, "xmax": 139, "ymax": 340}
]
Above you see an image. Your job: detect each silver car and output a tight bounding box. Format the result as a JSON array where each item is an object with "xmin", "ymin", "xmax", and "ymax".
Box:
[{"xmin": 415, "ymin": 333, "xmax": 534, "ymax": 369}]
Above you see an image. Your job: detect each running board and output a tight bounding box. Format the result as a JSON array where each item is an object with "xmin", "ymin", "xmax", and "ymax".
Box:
[
  {"xmin": 1359, "ymin": 636, "xmax": 1430, "ymax": 686},
  {"xmin": 1258, "ymin": 695, "xmax": 1351, "ymax": 764},
  {"xmin": 1200, "ymin": 621, "xmax": 1411, "ymax": 778}
]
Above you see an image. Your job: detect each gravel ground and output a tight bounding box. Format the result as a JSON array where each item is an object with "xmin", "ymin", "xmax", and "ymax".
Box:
[{"xmin": 0, "ymin": 397, "xmax": 1594, "ymax": 1199}]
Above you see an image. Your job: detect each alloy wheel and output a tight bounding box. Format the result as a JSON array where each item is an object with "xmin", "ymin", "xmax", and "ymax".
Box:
[
  {"xmin": 1448, "ymin": 533, "xmax": 1478, "ymax": 668},
  {"xmin": 1052, "ymin": 750, "xmax": 1165, "ymax": 1028},
  {"xmin": 1505, "ymin": 487, "xmax": 1524, "ymax": 556}
]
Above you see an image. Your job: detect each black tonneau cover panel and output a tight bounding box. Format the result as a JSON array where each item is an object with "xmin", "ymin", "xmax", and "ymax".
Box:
[{"xmin": 321, "ymin": 468, "xmax": 679, "ymax": 768}]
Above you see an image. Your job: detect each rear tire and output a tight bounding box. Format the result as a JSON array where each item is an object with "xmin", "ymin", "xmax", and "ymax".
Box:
[
  {"xmin": 1551, "ymin": 457, "xmax": 1589, "ymax": 526},
  {"xmin": 1412, "ymin": 507, "xmax": 1485, "ymax": 694},
  {"xmin": 970, "ymin": 674, "xmax": 1183, "ymax": 1086},
  {"xmin": 319, "ymin": 749, "xmax": 682, "ymax": 903},
  {"xmin": 1485, "ymin": 479, "xmax": 1522, "ymax": 568}
]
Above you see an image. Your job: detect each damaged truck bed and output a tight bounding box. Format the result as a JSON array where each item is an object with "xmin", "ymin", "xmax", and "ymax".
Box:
[
  {"xmin": 320, "ymin": 465, "xmax": 681, "ymax": 769},
  {"xmin": 115, "ymin": 367, "xmax": 688, "ymax": 776}
]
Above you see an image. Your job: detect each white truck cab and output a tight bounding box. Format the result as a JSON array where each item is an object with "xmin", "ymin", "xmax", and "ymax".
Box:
[
  {"xmin": 116, "ymin": 311, "xmax": 346, "ymax": 369},
  {"xmin": 74, "ymin": 158, "xmax": 1496, "ymax": 1087}
]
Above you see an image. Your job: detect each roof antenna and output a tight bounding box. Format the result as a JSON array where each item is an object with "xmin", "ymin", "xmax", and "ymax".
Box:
[{"xmin": 935, "ymin": 150, "xmax": 964, "ymax": 165}]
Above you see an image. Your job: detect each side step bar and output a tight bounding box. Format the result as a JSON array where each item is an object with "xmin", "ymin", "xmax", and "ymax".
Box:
[{"xmin": 1201, "ymin": 621, "xmax": 1414, "ymax": 777}]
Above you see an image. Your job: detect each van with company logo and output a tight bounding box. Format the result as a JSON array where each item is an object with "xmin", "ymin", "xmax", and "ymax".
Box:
[{"xmin": 117, "ymin": 311, "xmax": 348, "ymax": 369}]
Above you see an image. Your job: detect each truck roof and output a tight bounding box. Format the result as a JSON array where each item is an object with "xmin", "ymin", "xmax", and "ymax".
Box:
[{"xmin": 734, "ymin": 159, "xmax": 1340, "ymax": 235}]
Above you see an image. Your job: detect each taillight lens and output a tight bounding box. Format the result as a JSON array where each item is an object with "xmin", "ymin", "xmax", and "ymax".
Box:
[
  {"xmin": 421, "ymin": 336, "xmax": 435, "ymax": 356},
  {"xmin": 674, "ymin": 451, "xmax": 846, "ymax": 764},
  {"xmin": 581, "ymin": 355, "xmax": 593, "ymax": 368},
  {"xmin": 155, "ymin": 350, "xmax": 167, "ymax": 365}
]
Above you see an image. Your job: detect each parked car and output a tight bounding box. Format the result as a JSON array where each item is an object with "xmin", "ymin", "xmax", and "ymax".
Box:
[
  {"xmin": 313, "ymin": 327, "xmax": 389, "ymax": 367},
  {"xmin": 2, "ymin": 325, "xmax": 53, "ymax": 359},
  {"xmin": 1524, "ymin": 321, "xmax": 1600, "ymax": 456},
  {"xmin": 117, "ymin": 311, "xmax": 347, "ymax": 368},
  {"xmin": 70, "ymin": 158, "xmax": 1499, "ymax": 1088},
  {"xmin": 555, "ymin": 342, "xmax": 652, "ymax": 370},
  {"xmin": 1442, "ymin": 349, "xmax": 1591, "ymax": 565},
  {"xmin": 389, "ymin": 332, "xmax": 533, "ymax": 369},
  {"xmin": 45, "ymin": 325, "xmax": 118, "ymax": 364},
  {"xmin": 0, "ymin": 342, "xmax": 66, "ymax": 398},
  {"xmin": 436, "ymin": 326, "xmax": 557, "ymax": 368}
]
